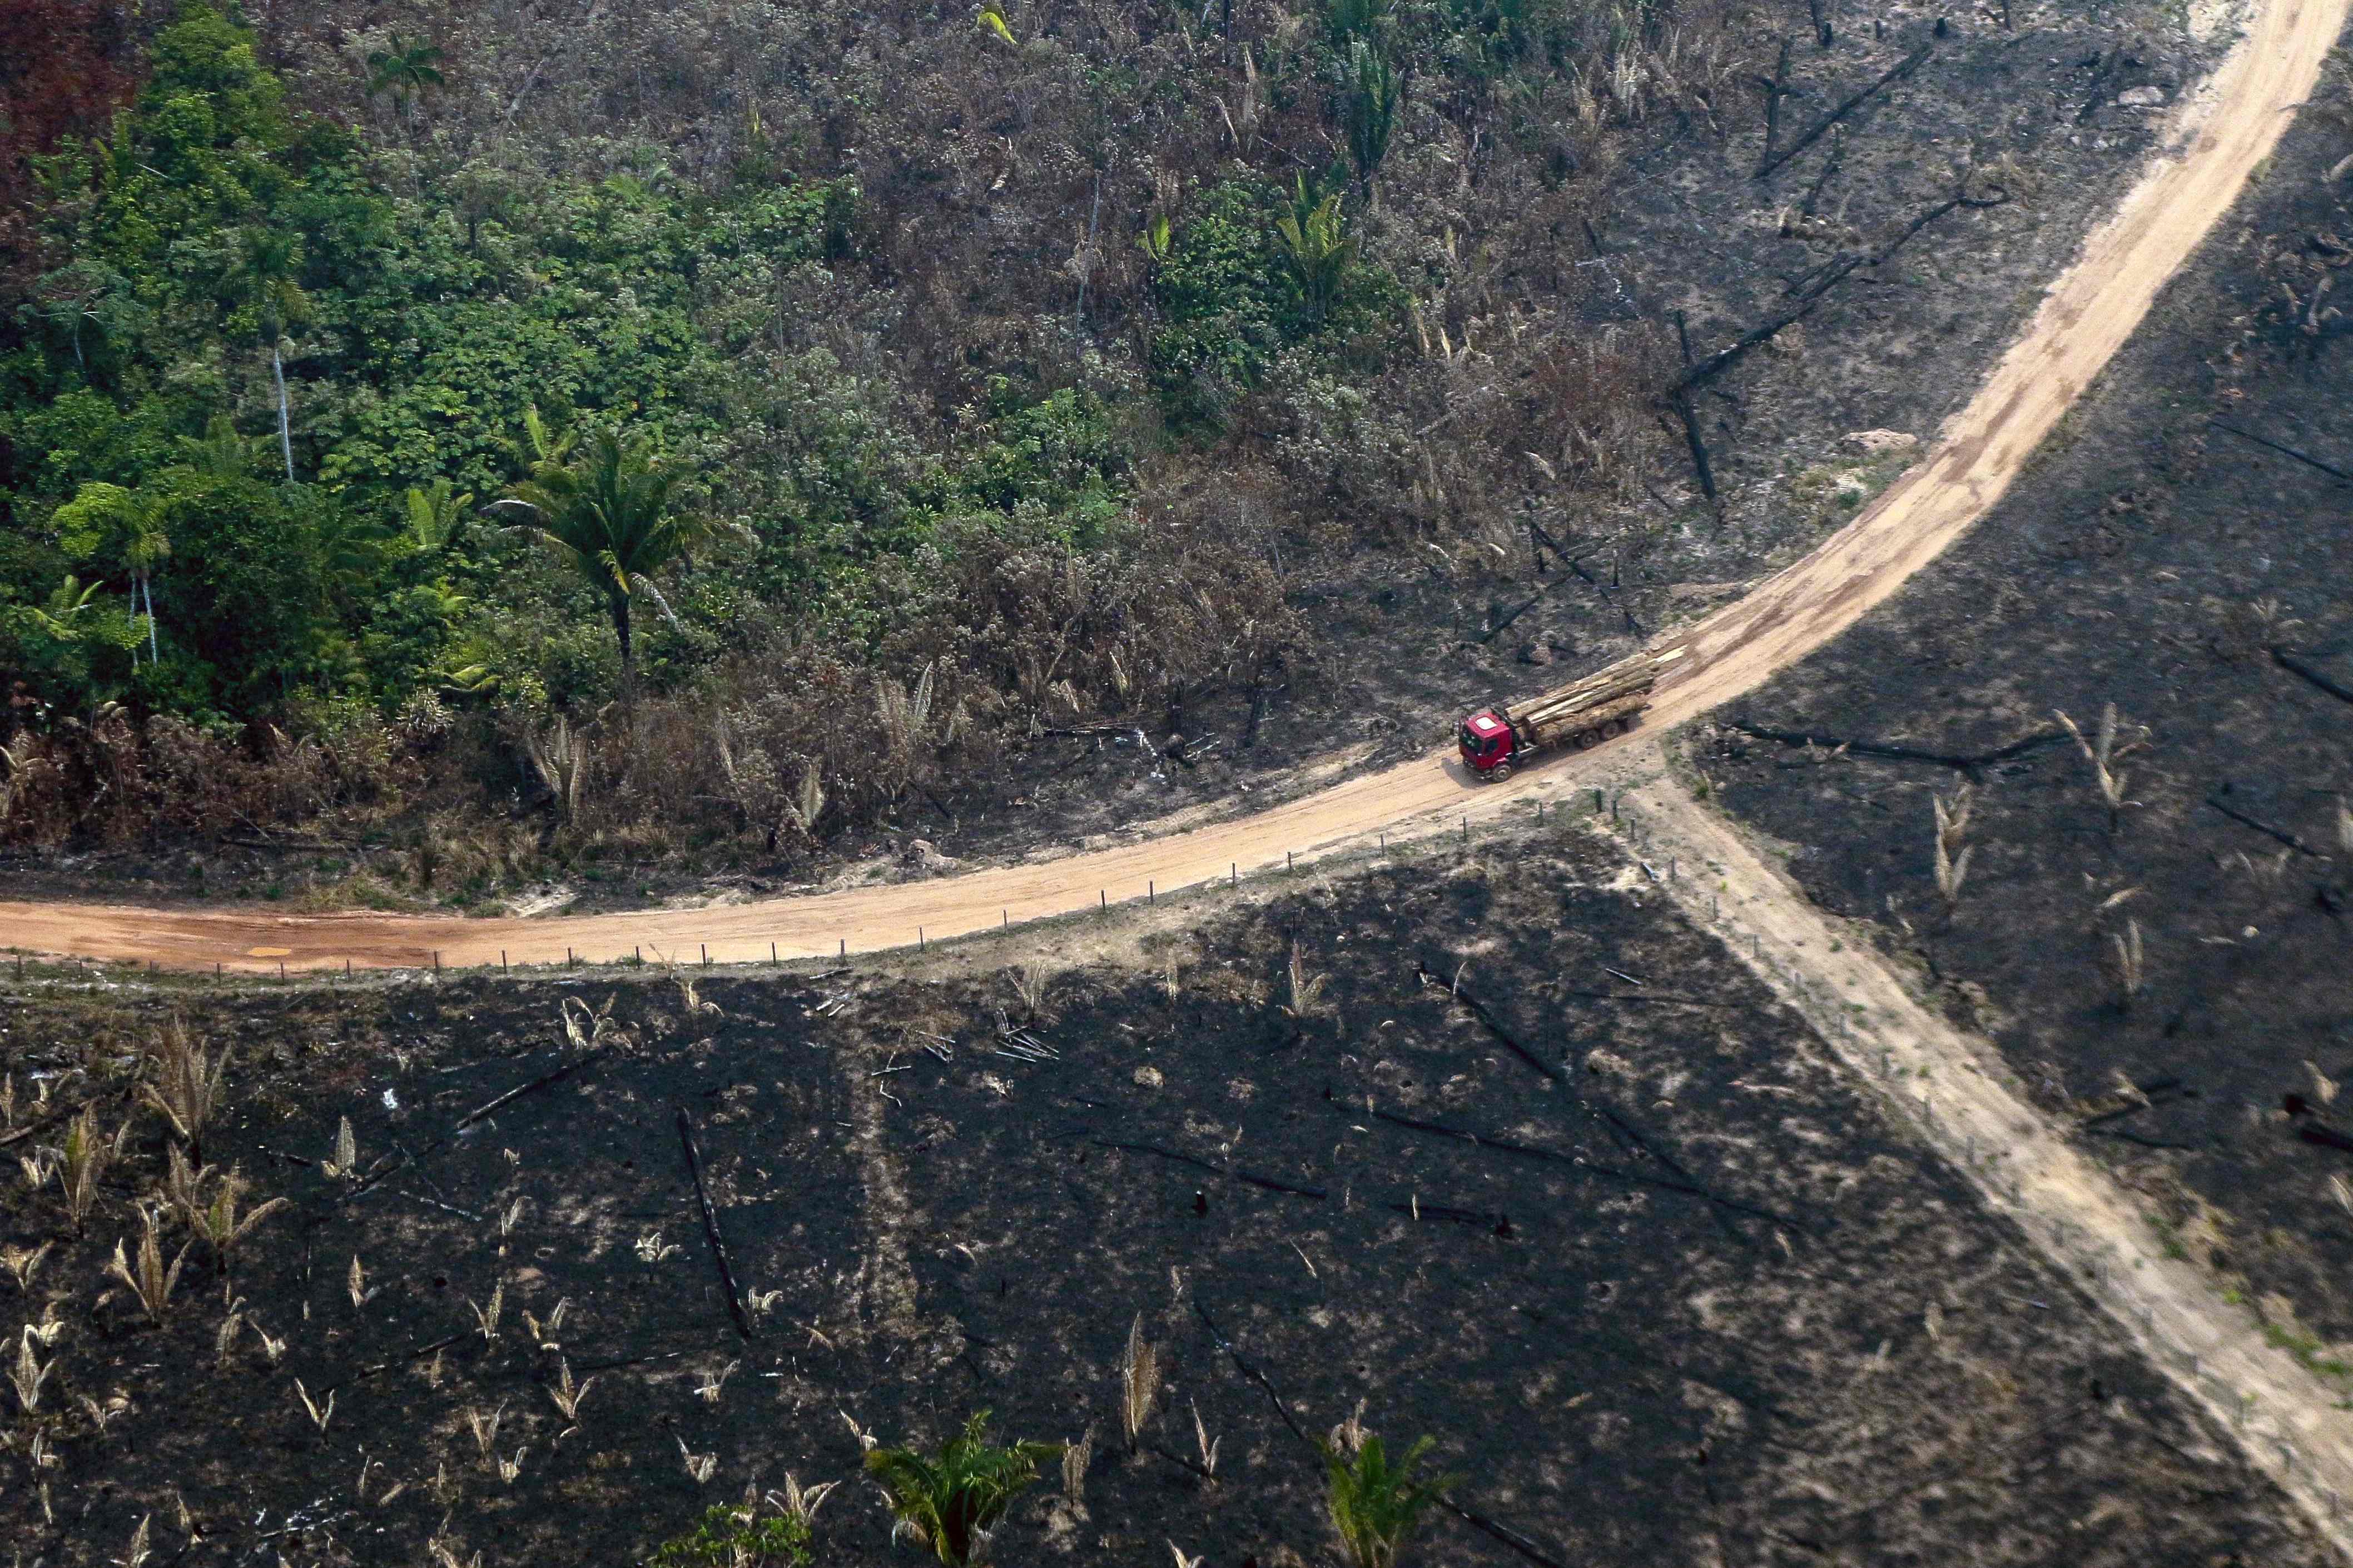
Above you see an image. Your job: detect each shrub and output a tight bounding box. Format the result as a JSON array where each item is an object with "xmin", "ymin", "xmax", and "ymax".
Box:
[
  {"xmin": 648, "ymin": 1502, "xmax": 812, "ymax": 1568},
  {"xmin": 863, "ymin": 1410, "xmax": 1060, "ymax": 1566}
]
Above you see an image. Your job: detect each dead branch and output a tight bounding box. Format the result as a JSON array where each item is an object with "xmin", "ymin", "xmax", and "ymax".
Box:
[{"xmin": 1756, "ymin": 42, "xmax": 1932, "ymax": 179}]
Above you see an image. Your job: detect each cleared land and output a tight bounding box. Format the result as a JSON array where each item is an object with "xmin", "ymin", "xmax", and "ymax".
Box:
[{"xmin": 0, "ymin": 832, "xmax": 2330, "ymax": 1565}]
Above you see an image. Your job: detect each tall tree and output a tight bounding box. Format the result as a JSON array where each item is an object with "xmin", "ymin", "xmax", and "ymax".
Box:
[
  {"xmin": 234, "ymin": 228, "xmax": 307, "ymax": 482},
  {"xmin": 52, "ymin": 481, "xmax": 169, "ymax": 666},
  {"xmin": 490, "ymin": 413, "xmax": 738, "ymax": 685}
]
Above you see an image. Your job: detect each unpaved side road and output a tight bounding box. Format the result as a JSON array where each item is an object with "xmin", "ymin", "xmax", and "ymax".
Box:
[
  {"xmin": 1602, "ymin": 749, "xmax": 2353, "ymax": 1557},
  {"xmin": 0, "ymin": 0, "xmax": 2344, "ymax": 974}
]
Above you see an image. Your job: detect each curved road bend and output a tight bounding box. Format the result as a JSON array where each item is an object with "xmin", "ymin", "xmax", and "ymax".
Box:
[{"xmin": 4, "ymin": 0, "xmax": 2342, "ymax": 974}]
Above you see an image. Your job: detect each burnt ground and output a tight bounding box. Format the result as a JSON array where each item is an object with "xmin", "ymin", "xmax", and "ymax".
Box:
[
  {"xmin": 1699, "ymin": 30, "xmax": 2353, "ymax": 1365},
  {"xmin": 0, "ymin": 0, "xmax": 2226, "ymax": 917},
  {"xmin": 0, "ymin": 829, "xmax": 2326, "ymax": 1566}
]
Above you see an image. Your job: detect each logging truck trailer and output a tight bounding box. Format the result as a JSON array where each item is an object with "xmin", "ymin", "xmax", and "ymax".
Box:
[{"xmin": 1457, "ymin": 646, "xmax": 1684, "ymax": 781}]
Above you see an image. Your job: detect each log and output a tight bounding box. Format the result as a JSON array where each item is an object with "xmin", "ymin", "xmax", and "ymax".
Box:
[
  {"xmin": 2210, "ymin": 419, "xmax": 2353, "ymax": 484},
  {"xmin": 2273, "ymin": 646, "xmax": 2353, "ymax": 708},
  {"xmin": 1671, "ymin": 392, "xmax": 1721, "ymax": 506},
  {"xmin": 454, "ymin": 1048, "xmax": 608, "ymax": 1132},
  {"xmin": 1412, "ymin": 960, "xmax": 1696, "ymax": 1182},
  {"xmin": 1756, "ymin": 37, "xmax": 1793, "ymax": 162},
  {"xmin": 1800, "ymin": 125, "xmax": 1845, "ymax": 216},
  {"xmin": 2202, "ymin": 793, "xmax": 2327, "ymax": 858},
  {"xmin": 1722, "ymin": 718, "xmax": 2064, "ymax": 771},
  {"xmin": 1757, "ymin": 42, "xmax": 1931, "ymax": 179},
  {"xmin": 677, "ymin": 1108, "xmax": 756, "ymax": 1341},
  {"xmin": 1367, "ymin": 1106, "xmax": 1805, "ymax": 1227}
]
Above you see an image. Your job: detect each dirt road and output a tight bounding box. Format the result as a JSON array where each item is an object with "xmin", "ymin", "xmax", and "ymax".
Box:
[
  {"xmin": 1611, "ymin": 759, "xmax": 2353, "ymax": 1556},
  {"xmin": 4, "ymin": 0, "xmax": 2342, "ymax": 974}
]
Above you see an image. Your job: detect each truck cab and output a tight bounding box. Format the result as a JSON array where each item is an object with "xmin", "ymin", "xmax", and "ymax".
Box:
[{"xmin": 1459, "ymin": 708, "xmax": 1516, "ymax": 778}]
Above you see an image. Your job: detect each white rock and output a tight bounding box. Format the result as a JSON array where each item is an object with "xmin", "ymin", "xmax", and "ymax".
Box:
[
  {"xmin": 2118, "ymin": 85, "xmax": 2165, "ymax": 107},
  {"xmin": 1840, "ymin": 429, "xmax": 1919, "ymax": 457}
]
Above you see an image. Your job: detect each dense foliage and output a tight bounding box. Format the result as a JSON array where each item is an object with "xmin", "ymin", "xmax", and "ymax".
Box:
[{"xmin": 0, "ymin": 0, "xmax": 1716, "ymax": 865}]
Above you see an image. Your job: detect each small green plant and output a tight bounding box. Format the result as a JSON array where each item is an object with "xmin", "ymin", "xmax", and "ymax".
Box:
[
  {"xmin": 864, "ymin": 1410, "xmax": 1061, "ymax": 1566},
  {"xmin": 1321, "ymin": 1427, "xmax": 1460, "ymax": 1568},
  {"xmin": 649, "ymin": 1501, "xmax": 812, "ymax": 1568}
]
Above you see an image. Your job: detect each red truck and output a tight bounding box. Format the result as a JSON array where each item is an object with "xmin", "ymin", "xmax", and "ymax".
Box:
[{"xmin": 1458, "ymin": 646, "xmax": 1681, "ymax": 781}]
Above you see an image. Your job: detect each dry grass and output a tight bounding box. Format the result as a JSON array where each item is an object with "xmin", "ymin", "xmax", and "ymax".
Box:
[
  {"xmin": 1120, "ymin": 1313, "xmax": 1160, "ymax": 1452},
  {"xmin": 2107, "ymin": 918, "xmax": 2147, "ymax": 1009},
  {"xmin": 2055, "ymin": 704, "xmax": 2143, "ymax": 831},
  {"xmin": 1009, "ymin": 964, "xmax": 1060, "ymax": 1023},
  {"xmin": 48, "ymin": 1107, "xmax": 128, "ymax": 1234},
  {"xmin": 108, "ymin": 1206, "xmax": 192, "ymax": 1325},
  {"xmin": 1932, "ymin": 783, "xmax": 1975, "ymax": 909},
  {"xmin": 138, "ymin": 1018, "xmax": 230, "ymax": 1160}
]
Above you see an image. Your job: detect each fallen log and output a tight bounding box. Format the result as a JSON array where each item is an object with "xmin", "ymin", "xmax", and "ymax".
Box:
[
  {"xmin": 2211, "ymin": 419, "xmax": 2353, "ymax": 484},
  {"xmin": 678, "ymin": 1107, "xmax": 755, "ymax": 1341},
  {"xmin": 2273, "ymin": 646, "xmax": 2353, "ymax": 708},
  {"xmin": 455, "ymin": 1047, "xmax": 608, "ymax": 1132},
  {"xmin": 319, "ymin": 1331, "xmax": 469, "ymax": 1398},
  {"xmin": 2202, "ymin": 793, "xmax": 2327, "ymax": 858},
  {"xmin": 1756, "ymin": 42, "xmax": 1931, "ymax": 178},
  {"xmin": 1416, "ymin": 959, "xmax": 1694, "ymax": 1181},
  {"xmin": 1800, "ymin": 125, "xmax": 1845, "ymax": 216},
  {"xmin": 1367, "ymin": 1106, "xmax": 1806, "ymax": 1228},
  {"xmin": 1722, "ymin": 719, "xmax": 2065, "ymax": 771}
]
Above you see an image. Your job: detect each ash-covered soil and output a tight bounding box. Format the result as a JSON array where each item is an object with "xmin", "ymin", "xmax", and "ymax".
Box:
[
  {"xmin": 1701, "ymin": 24, "xmax": 2353, "ymax": 1363},
  {"xmin": 0, "ymin": 828, "xmax": 2323, "ymax": 1566}
]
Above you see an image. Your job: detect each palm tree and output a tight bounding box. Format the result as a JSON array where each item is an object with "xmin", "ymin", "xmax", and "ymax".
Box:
[
  {"xmin": 235, "ymin": 230, "xmax": 307, "ymax": 482},
  {"xmin": 490, "ymin": 412, "xmax": 737, "ymax": 685},
  {"xmin": 863, "ymin": 1411, "xmax": 1060, "ymax": 1567},
  {"xmin": 1321, "ymin": 1430, "xmax": 1460, "ymax": 1568},
  {"xmin": 365, "ymin": 34, "xmax": 446, "ymax": 125},
  {"xmin": 1272, "ymin": 177, "xmax": 1354, "ymax": 324},
  {"xmin": 50, "ymin": 482, "xmax": 168, "ymax": 666}
]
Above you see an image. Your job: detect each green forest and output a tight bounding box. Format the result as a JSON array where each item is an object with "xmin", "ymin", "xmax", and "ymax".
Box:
[{"xmin": 0, "ymin": 0, "xmax": 1702, "ymax": 884}]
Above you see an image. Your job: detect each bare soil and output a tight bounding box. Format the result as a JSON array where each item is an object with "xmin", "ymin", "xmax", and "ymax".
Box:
[{"xmin": 0, "ymin": 830, "xmax": 2331, "ymax": 1566}]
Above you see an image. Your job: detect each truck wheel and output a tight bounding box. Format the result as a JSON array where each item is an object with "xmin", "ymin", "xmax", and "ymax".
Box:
[
  {"xmin": 1599, "ymin": 718, "xmax": 1622, "ymax": 740},
  {"xmin": 1488, "ymin": 760, "xmax": 1513, "ymax": 782},
  {"xmin": 1573, "ymin": 729, "xmax": 1597, "ymax": 749}
]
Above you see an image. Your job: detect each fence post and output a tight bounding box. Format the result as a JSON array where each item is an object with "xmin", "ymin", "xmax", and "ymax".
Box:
[
  {"xmin": 702, "ymin": 943, "xmax": 709, "ymax": 967},
  {"xmin": 1231, "ymin": 863, "xmax": 1238, "ymax": 887},
  {"xmin": 1101, "ymin": 890, "xmax": 1107, "ymax": 910},
  {"xmin": 346, "ymin": 958, "xmax": 353, "ymax": 979},
  {"xmin": 434, "ymin": 950, "xmax": 440, "ymax": 973},
  {"xmin": 501, "ymin": 950, "xmax": 508, "ymax": 974},
  {"xmin": 920, "ymin": 928, "xmax": 925, "ymax": 950},
  {"xmin": 1288, "ymin": 850, "xmax": 1294, "ymax": 872},
  {"xmin": 772, "ymin": 942, "xmax": 778, "ymax": 964},
  {"xmin": 840, "ymin": 938, "xmax": 846, "ymax": 959},
  {"xmin": 1149, "ymin": 882, "xmax": 1155, "ymax": 905}
]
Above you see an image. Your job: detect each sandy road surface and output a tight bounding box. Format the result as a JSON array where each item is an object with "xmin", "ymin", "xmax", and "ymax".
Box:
[
  {"xmin": 1614, "ymin": 760, "xmax": 2353, "ymax": 1556},
  {"xmin": 3, "ymin": 0, "xmax": 2342, "ymax": 974}
]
